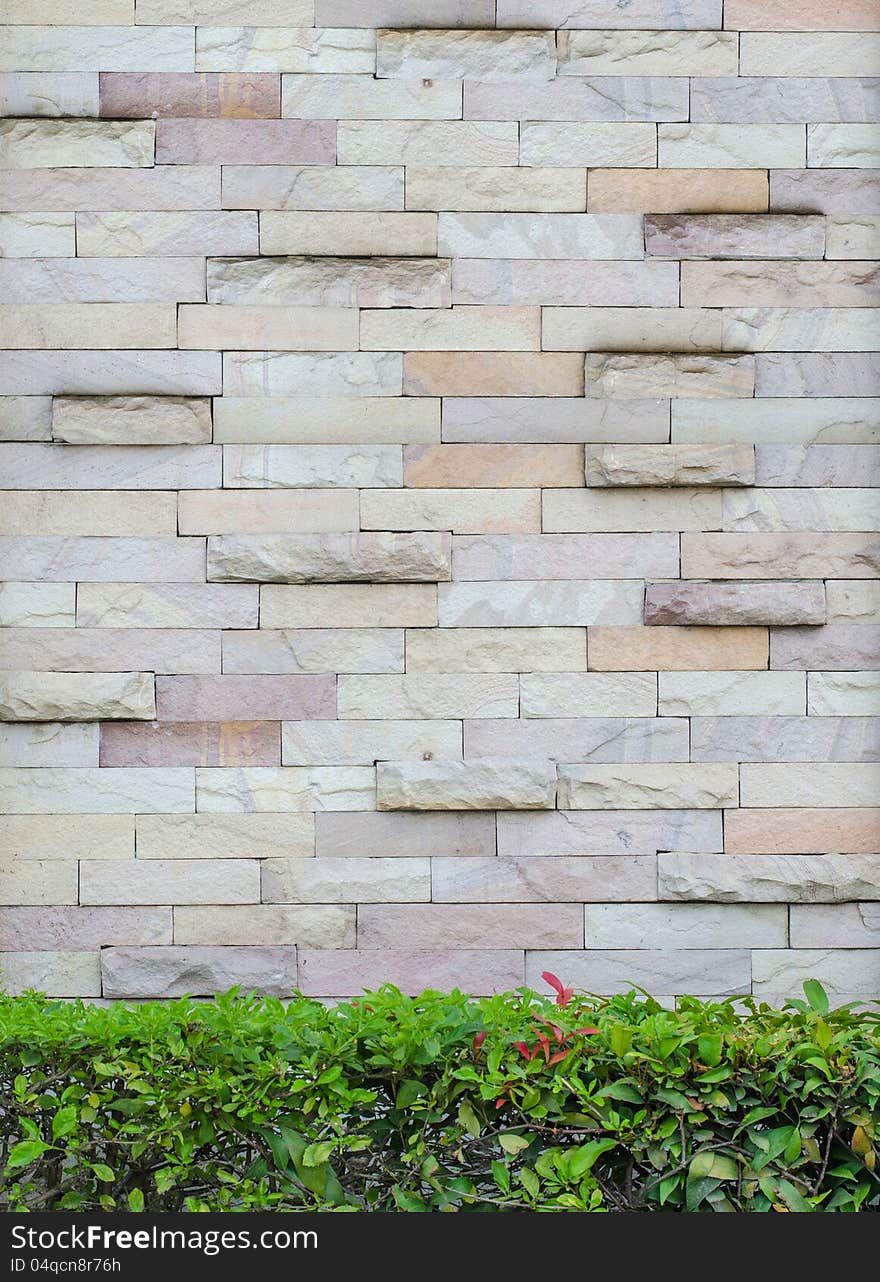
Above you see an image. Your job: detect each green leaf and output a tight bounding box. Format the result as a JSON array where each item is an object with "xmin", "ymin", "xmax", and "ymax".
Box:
[
  {"xmin": 776, "ymin": 1179, "xmax": 814, "ymax": 1213},
  {"xmin": 92, "ymin": 1164, "xmax": 114, "ymax": 1183},
  {"xmin": 595, "ymin": 1080, "xmax": 643, "ymax": 1104},
  {"xmin": 698, "ymin": 1034, "xmax": 723, "ymax": 1067},
  {"xmin": 395, "ymin": 1079, "xmax": 427, "ymax": 1109},
  {"xmin": 498, "ymin": 1132, "xmax": 530, "ymax": 1155},
  {"xmin": 608, "ymin": 1025, "xmax": 632, "ymax": 1057},
  {"xmin": 302, "ymin": 1141, "xmax": 334, "ymax": 1168},
  {"xmin": 6, "ymin": 1139, "xmax": 51, "ymax": 1170},
  {"xmin": 127, "ymin": 1189, "xmax": 145, "ymax": 1212},
  {"xmin": 392, "ymin": 1186, "xmax": 426, "ymax": 1212},
  {"xmin": 457, "ymin": 1099, "xmax": 481, "ymax": 1139},
  {"xmin": 519, "ymin": 1168, "xmax": 539, "ymax": 1199},
  {"xmin": 566, "ymin": 1139, "xmax": 618, "ymax": 1179},
  {"xmin": 690, "ymin": 1152, "xmax": 738, "ymax": 1181},
  {"xmin": 803, "ymin": 979, "xmax": 829, "ymax": 1016},
  {"xmin": 52, "ymin": 1106, "xmax": 77, "ymax": 1141}
]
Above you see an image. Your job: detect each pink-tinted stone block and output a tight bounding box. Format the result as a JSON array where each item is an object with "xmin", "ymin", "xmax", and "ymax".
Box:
[
  {"xmin": 0, "ymin": 906, "xmax": 171, "ymax": 950},
  {"xmin": 100, "ymin": 720, "xmax": 281, "ymax": 767},
  {"xmin": 297, "ymin": 949, "xmax": 524, "ymax": 996},
  {"xmin": 100, "ymin": 73, "xmax": 281, "ymax": 120},
  {"xmin": 154, "ymin": 676, "xmax": 336, "ymax": 722},
  {"xmin": 155, "ymin": 119, "xmax": 335, "ymax": 164},
  {"xmin": 724, "ymin": 807, "xmax": 880, "ymax": 854}
]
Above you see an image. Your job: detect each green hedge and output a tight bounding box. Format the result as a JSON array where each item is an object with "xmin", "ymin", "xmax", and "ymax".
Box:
[{"xmin": 1, "ymin": 979, "xmax": 878, "ymax": 1213}]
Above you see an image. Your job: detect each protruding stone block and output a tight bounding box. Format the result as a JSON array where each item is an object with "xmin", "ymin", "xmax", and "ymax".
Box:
[
  {"xmin": 586, "ymin": 353, "xmax": 755, "ymax": 398},
  {"xmin": 659, "ymin": 854, "xmax": 880, "ymax": 902},
  {"xmin": 0, "ymin": 118, "xmax": 154, "ymax": 167},
  {"xmin": 586, "ymin": 444, "xmax": 754, "ymax": 486},
  {"xmin": 377, "ymin": 758, "xmax": 556, "ymax": 811},
  {"xmin": 377, "ymin": 29, "xmax": 557, "ymax": 81},
  {"xmin": 101, "ymin": 946, "xmax": 298, "ymax": 998},
  {"xmin": 645, "ymin": 581, "xmax": 826, "ymax": 626},
  {"xmin": 52, "ymin": 396, "xmax": 211, "ymax": 445},
  {"xmin": 645, "ymin": 213, "xmax": 825, "ymax": 259},
  {"xmin": 0, "ymin": 671, "xmax": 155, "ymax": 722},
  {"xmin": 556, "ymin": 763, "xmax": 738, "ymax": 810},
  {"xmin": 207, "ymin": 532, "xmax": 451, "ymax": 584}
]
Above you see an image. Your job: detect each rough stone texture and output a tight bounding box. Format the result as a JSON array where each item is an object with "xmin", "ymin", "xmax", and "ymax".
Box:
[
  {"xmin": 1, "ymin": 6, "xmax": 877, "ymax": 1001},
  {"xmin": 377, "ymin": 759, "xmax": 556, "ymax": 811},
  {"xmin": 659, "ymin": 854, "xmax": 880, "ymax": 903},
  {"xmin": 101, "ymin": 946, "xmax": 298, "ymax": 998},
  {"xmin": 586, "ymin": 353, "xmax": 756, "ymax": 399},
  {"xmin": 645, "ymin": 214, "xmax": 825, "ymax": 259},
  {"xmin": 556, "ymin": 764, "xmax": 738, "ymax": 810},
  {"xmin": 586, "ymin": 444, "xmax": 754, "ymax": 486},
  {"xmin": 207, "ymin": 533, "xmax": 451, "ymax": 583},
  {"xmin": 0, "ymin": 671, "xmax": 155, "ymax": 722},
  {"xmin": 645, "ymin": 581, "xmax": 826, "ymax": 626},
  {"xmin": 52, "ymin": 396, "xmax": 212, "ymax": 445}
]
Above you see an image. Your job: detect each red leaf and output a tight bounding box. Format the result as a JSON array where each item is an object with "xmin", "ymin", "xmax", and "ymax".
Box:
[
  {"xmin": 548, "ymin": 1049, "xmax": 572, "ymax": 1065},
  {"xmin": 575, "ymin": 1027, "xmax": 600, "ymax": 1036},
  {"xmin": 473, "ymin": 1031, "xmax": 487, "ymax": 1053},
  {"xmin": 513, "ymin": 1041, "xmax": 533, "ymax": 1061},
  {"xmin": 541, "ymin": 971, "xmax": 574, "ymax": 1007}
]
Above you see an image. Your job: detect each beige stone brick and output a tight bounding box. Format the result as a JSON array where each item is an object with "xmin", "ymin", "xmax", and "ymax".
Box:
[
  {"xmin": 138, "ymin": 0, "xmax": 313, "ymax": 20},
  {"xmin": 403, "ymin": 444, "xmax": 581, "ymax": 487},
  {"xmin": 0, "ymin": 118, "xmax": 154, "ymax": 167},
  {"xmin": 0, "ymin": 723, "xmax": 98, "ymax": 768},
  {"xmin": 377, "ymin": 759, "xmax": 556, "ymax": 811},
  {"xmin": 263, "ymin": 856, "xmax": 429, "ymax": 902},
  {"xmin": 659, "ymin": 672, "xmax": 805, "ymax": 717},
  {"xmin": 76, "ymin": 584, "xmax": 257, "ymax": 629},
  {"xmin": 179, "ymin": 490, "xmax": 359, "ymax": 535},
  {"xmin": 543, "ymin": 487, "xmax": 723, "ymax": 532},
  {"xmin": 753, "ymin": 948, "xmax": 880, "ymax": 996},
  {"xmin": 520, "ymin": 123, "xmax": 656, "ymax": 167},
  {"xmin": 789, "ymin": 904, "xmax": 880, "ymax": 949},
  {"xmin": 645, "ymin": 581, "xmax": 825, "ymax": 626},
  {"xmin": 209, "ymin": 256, "xmax": 450, "ymax": 309},
  {"xmin": 0, "ymin": 304, "xmax": 176, "ymax": 350},
  {"xmin": 587, "ymin": 444, "xmax": 753, "ymax": 487},
  {"xmin": 298, "ymin": 949, "xmax": 524, "ymax": 996},
  {"xmin": 741, "ymin": 764, "xmax": 878, "ymax": 808},
  {"xmin": 681, "ymin": 262, "xmax": 880, "ymax": 307},
  {"xmin": 53, "ymin": 396, "xmax": 211, "ymax": 446},
  {"xmin": 136, "ymin": 812, "xmax": 313, "ymax": 859},
  {"xmin": 558, "ymin": 30, "xmax": 737, "ymax": 76},
  {"xmin": 465, "ymin": 716, "xmax": 687, "ymax": 763},
  {"xmin": 222, "ymin": 164, "xmax": 402, "ymax": 211},
  {"xmin": 222, "ymin": 353, "xmax": 402, "ymax": 400},
  {"xmin": 659, "ymin": 124, "xmax": 805, "ymax": 168},
  {"xmin": 337, "ymin": 121, "xmax": 518, "ymax": 165},
  {"xmin": 433, "ymin": 855, "xmax": 657, "ymax": 903},
  {"xmin": 438, "ymin": 580, "xmax": 644, "ymax": 627},
  {"xmin": 339, "ymin": 674, "xmax": 519, "ymax": 720},
  {"xmin": 405, "ymin": 167, "xmax": 586, "ymax": 213},
  {"xmin": 0, "ymin": 906, "xmax": 170, "ymax": 950},
  {"xmin": 281, "ymin": 73, "xmax": 460, "ymax": 120},
  {"xmin": 497, "ymin": 810, "xmax": 720, "ymax": 858},
  {"xmin": 207, "ymin": 532, "xmax": 450, "ymax": 584},
  {"xmin": 197, "ymin": 28, "xmax": 374, "ymax": 75},
  {"xmin": 740, "ymin": 33, "xmax": 880, "ymax": 76},
  {"xmin": 588, "ymin": 626, "xmax": 769, "ymax": 671},
  {"xmin": 213, "ymin": 396, "xmax": 438, "ymax": 445},
  {"xmin": 681, "ymin": 533, "xmax": 880, "ymax": 579},
  {"xmin": 520, "ymin": 673, "xmax": 656, "ymax": 717},
  {"xmin": 0, "ymin": 582, "xmax": 74, "ymax": 628},
  {"xmin": 223, "ymin": 628, "xmax": 403, "ymax": 675},
  {"xmin": 316, "ymin": 809, "xmax": 495, "ymax": 858},
  {"xmin": 438, "ymin": 213, "xmax": 644, "ymax": 260},
  {"xmin": 0, "ymin": 672, "xmax": 155, "ymax": 723},
  {"xmin": 543, "ymin": 307, "xmax": 723, "ymax": 353},
  {"xmin": 360, "ymin": 488, "xmax": 541, "ymax": 533},
  {"xmin": 588, "ymin": 168, "xmax": 768, "ymax": 213},
  {"xmin": 451, "ymin": 533, "xmax": 678, "ymax": 580},
  {"xmin": 377, "ymin": 29, "xmax": 556, "ymax": 81},
  {"xmin": 282, "ymin": 719, "xmax": 461, "ymax": 767},
  {"xmin": 404, "ymin": 352, "xmax": 585, "ymax": 397},
  {"xmin": 808, "ymin": 672, "xmax": 880, "ymax": 716},
  {"xmin": 101, "ymin": 945, "xmax": 298, "ymax": 998},
  {"xmin": 526, "ymin": 949, "xmax": 750, "ymax": 995},
  {"xmin": 260, "ymin": 211, "xmax": 436, "ymax": 257},
  {"xmin": 586, "ymin": 353, "xmax": 755, "ymax": 399},
  {"xmin": 174, "ymin": 904, "xmax": 352, "ymax": 947},
  {"xmin": 826, "ymin": 216, "xmax": 880, "ymax": 259},
  {"xmin": 0, "ymin": 814, "xmax": 133, "ymax": 860},
  {"xmin": 583, "ymin": 903, "xmax": 786, "ymax": 949},
  {"xmin": 0, "ymin": 767, "xmax": 194, "ymax": 815},
  {"xmin": 0, "ymin": 397, "xmax": 52, "ymax": 443},
  {"xmin": 196, "ymin": 766, "xmax": 376, "ymax": 812},
  {"xmin": 725, "ymin": 808, "xmax": 880, "ymax": 854},
  {"xmin": 0, "ymin": 951, "xmax": 100, "ymax": 997},
  {"xmin": 260, "ymin": 584, "xmax": 437, "ymax": 629},
  {"xmin": 362, "ymin": 307, "xmax": 540, "ymax": 353},
  {"xmin": 179, "ymin": 305, "xmax": 358, "ymax": 351},
  {"xmin": 0, "ymin": 212, "xmax": 76, "ymax": 257},
  {"xmin": 0, "ymin": 491, "xmax": 177, "ymax": 537},
  {"xmin": 359, "ymin": 903, "xmax": 583, "ymax": 949},
  {"xmin": 80, "ymin": 858, "xmax": 258, "ymax": 906},
  {"xmin": 406, "ymin": 628, "xmax": 586, "ymax": 674},
  {"xmin": 726, "ymin": 0, "xmax": 879, "ymax": 29},
  {"xmin": 557, "ymin": 763, "xmax": 739, "ymax": 809},
  {"xmin": 222, "ymin": 443, "xmax": 401, "ymax": 488},
  {"xmin": 0, "ymin": 859, "xmax": 78, "ymax": 905}
]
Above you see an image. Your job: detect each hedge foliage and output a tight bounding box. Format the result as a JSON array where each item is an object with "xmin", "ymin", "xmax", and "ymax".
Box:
[{"xmin": 1, "ymin": 979, "xmax": 878, "ymax": 1213}]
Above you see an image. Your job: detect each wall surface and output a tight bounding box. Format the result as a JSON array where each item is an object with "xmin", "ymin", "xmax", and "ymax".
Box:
[{"xmin": 0, "ymin": 1, "xmax": 878, "ymax": 1003}]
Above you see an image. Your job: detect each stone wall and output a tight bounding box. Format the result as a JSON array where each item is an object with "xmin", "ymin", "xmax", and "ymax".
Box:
[{"xmin": 0, "ymin": 1, "xmax": 878, "ymax": 1003}]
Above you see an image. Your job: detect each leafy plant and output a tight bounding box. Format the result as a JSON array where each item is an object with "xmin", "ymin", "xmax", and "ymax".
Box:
[{"xmin": 1, "ymin": 979, "xmax": 877, "ymax": 1212}]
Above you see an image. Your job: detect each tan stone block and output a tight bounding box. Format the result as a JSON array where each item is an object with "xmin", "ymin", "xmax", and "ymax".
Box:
[
  {"xmin": 213, "ymin": 396, "xmax": 439, "ymax": 445},
  {"xmin": 0, "ymin": 767, "xmax": 194, "ymax": 815},
  {"xmin": 196, "ymin": 27, "xmax": 376, "ymax": 75},
  {"xmin": 297, "ymin": 949, "xmax": 524, "ymax": 997},
  {"xmin": 0, "ymin": 814, "xmax": 133, "ymax": 860},
  {"xmin": 76, "ymin": 583, "xmax": 258, "ymax": 629},
  {"xmin": 740, "ymin": 33, "xmax": 880, "ymax": 76},
  {"xmin": 339, "ymin": 674, "xmax": 519, "ymax": 719},
  {"xmin": 0, "ymin": 859, "xmax": 77, "ymax": 905},
  {"xmin": 588, "ymin": 626, "xmax": 769, "ymax": 671},
  {"xmin": 438, "ymin": 580, "xmax": 643, "ymax": 627},
  {"xmin": 376, "ymin": 759, "xmax": 556, "ymax": 811},
  {"xmin": 196, "ymin": 766, "xmax": 376, "ymax": 813},
  {"xmin": 0, "ymin": 723, "xmax": 98, "ymax": 768},
  {"xmin": 358, "ymin": 903, "xmax": 583, "ymax": 949},
  {"xmin": 681, "ymin": 533, "xmax": 880, "ymax": 579},
  {"xmin": 260, "ymin": 212, "xmax": 436, "ymax": 257},
  {"xmin": 557, "ymin": 763, "xmax": 739, "ymax": 809},
  {"xmin": 0, "ymin": 491, "xmax": 177, "ymax": 537},
  {"xmin": 432, "ymin": 855, "xmax": 657, "ymax": 903},
  {"xmin": 725, "ymin": 0, "xmax": 880, "ymax": 29},
  {"xmin": 725, "ymin": 808, "xmax": 880, "ymax": 854},
  {"xmin": 223, "ymin": 628, "xmax": 403, "ymax": 675},
  {"xmin": 260, "ymin": 584, "xmax": 437, "ymax": 629},
  {"xmin": 588, "ymin": 168, "xmax": 769, "ymax": 213},
  {"xmin": 53, "ymin": 396, "xmax": 211, "ymax": 446},
  {"xmin": 543, "ymin": 487, "xmax": 722, "ymax": 532},
  {"xmin": 0, "ymin": 304, "xmax": 176, "ymax": 350},
  {"xmin": 362, "ymin": 306, "xmax": 540, "ymax": 352},
  {"xmin": 137, "ymin": 815, "xmax": 316, "ymax": 856},
  {"xmin": 178, "ymin": 305, "xmax": 358, "ymax": 351},
  {"xmin": 404, "ymin": 352, "xmax": 584, "ymax": 397},
  {"xmin": 586, "ymin": 353, "xmax": 755, "ymax": 399},
  {"xmin": 586, "ymin": 445, "xmax": 754, "ymax": 487},
  {"xmin": 179, "ymin": 490, "xmax": 358, "ymax": 535},
  {"xmin": 360, "ymin": 488, "xmax": 541, "ymax": 533},
  {"xmin": 406, "ymin": 167, "xmax": 586, "ymax": 213},
  {"xmin": 137, "ymin": 812, "xmax": 313, "ymax": 859},
  {"xmin": 558, "ymin": 29, "xmax": 737, "ymax": 76},
  {"xmin": 0, "ymin": 212, "xmax": 76, "ymax": 257},
  {"xmin": 0, "ymin": 118, "xmax": 154, "ymax": 167},
  {"xmin": 741, "ymin": 763, "xmax": 878, "ymax": 808},
  {"xmin": 174, "ymin": 904, "xmax": 353, "ymax": 947},
  {"xmin": 658, "ymin": 672, "xmax": 805, "ymax": 716},
  {"xmin": 0, "ymin": 951, "xmax": 100, "ymax": 997},
  {"xmin": 0, "ymin": 582, "xmax": 74, "ymax": 627},
  {"xmin": 282, "ymin": 719, "xmax": 460, "ymax": 767},
  {"xmin": 207, "ymin": 532, "xmax": 451, "ymax": 583},
  {"xmin": 543, "ymin": 306, "xmax": 723, "ymax": 353},
  {"xmin": 0, "ymin": 672, "xmax": 155, "ymax": 722},
  {"xmin": 336, "ymin": 121, "xmax": 518, "ymax": 165},
  {"xmin": 80, "ymin": 858, "xmax": 259, "ymax": 905},
  {"xmin": 316, "ymin": 810, "xmax": 496, "ymax": 859},
  {"xmin": 406, "ymin": 628, "xmax": 586, "ymax": 673},
  {"xmin": 661, "ymin": 853, "xmax": 880, "ymax": 903},
  {"xmin": 519, "ymin": 672, "xmax": 656, "ymax": 717},
  {"xmin": 403, "ymin": 444, "xmax": 582, "ymax": 488},
  {"xmin": 101, "ymin": 945, "xmax": 298, "ymax": 998},
  {"xmin": 262, "ymin": 856, "xmax": 429, "ymax": 902}
]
